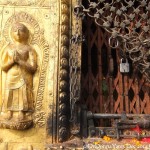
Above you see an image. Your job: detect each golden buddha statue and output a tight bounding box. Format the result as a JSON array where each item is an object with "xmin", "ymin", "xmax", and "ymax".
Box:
[{"xmin": 1, "ymin": 23, "xmax": 37, "ymax": 121}]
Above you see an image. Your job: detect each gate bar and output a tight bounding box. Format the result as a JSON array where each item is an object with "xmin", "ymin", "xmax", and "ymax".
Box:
[{"xmin": 87, "ymin": 112, "xmax": 150, "ymax": 119}]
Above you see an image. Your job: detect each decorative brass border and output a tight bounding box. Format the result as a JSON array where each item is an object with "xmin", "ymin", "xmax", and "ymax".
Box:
[{"xmin": 58, "ymin": 0, "xmax": 70, "ymax": 142}]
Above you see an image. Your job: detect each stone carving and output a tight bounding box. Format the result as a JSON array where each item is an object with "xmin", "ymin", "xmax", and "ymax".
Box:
[{"xmin": 0, "ymin": 23, "xmax": 37, "ymax": 129}]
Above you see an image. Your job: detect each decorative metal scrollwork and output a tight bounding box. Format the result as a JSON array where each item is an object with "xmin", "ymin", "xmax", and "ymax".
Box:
[{"xmin": 73, "ymin": 0, "xmax": 150, "ymax": 82}]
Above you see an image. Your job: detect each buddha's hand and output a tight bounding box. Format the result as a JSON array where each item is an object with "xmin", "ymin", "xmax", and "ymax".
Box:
[
  {"xmin": 9, "ymin": 54, "xmax": 15, "ymax": 64},
  {"xmin": 14, "ymin": 51, "xmax": 21, "ymax": 64}
]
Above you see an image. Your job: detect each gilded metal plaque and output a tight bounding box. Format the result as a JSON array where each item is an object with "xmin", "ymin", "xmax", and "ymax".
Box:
[{"xmin": 0, "ymin": 0, "xmax": 60, "ymax": 149}]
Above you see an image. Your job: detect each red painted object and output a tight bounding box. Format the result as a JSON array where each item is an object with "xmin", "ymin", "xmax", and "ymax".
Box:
[
  {"xmin": 142, "ymin": 138, "xmax": 150, "ymax": 143},
  {"xmin": 132, "ymin": 125, "xmax": 141, "ymax": 134}
]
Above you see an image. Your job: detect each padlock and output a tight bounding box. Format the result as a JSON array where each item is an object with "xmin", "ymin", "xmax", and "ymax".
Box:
[{"xmin": 120, "ymin": 58, "xmax": 129, "ymax": 73}]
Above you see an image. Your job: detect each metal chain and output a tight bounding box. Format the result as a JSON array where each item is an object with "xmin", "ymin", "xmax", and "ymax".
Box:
[
  {"xmin": 69, "ymin": 8, "xmax": 82, "ymax": 124},
  {"xmin": 69, "ymin": 45, "xmax": 80, "ymax": 122}
]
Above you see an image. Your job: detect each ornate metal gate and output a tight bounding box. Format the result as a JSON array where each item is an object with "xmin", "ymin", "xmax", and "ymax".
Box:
[{"xmin": 81, "ymin": 0, "xmax": 150, "ymax": 127}]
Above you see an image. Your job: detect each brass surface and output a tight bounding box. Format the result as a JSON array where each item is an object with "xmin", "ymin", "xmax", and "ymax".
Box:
[
  {"xmin": 0, "ymin": 23, "xmax": 37, "ymax": 128},
  {"xmin": 0, "ymin": 0, "xmax": 60, "ymax": 149}
]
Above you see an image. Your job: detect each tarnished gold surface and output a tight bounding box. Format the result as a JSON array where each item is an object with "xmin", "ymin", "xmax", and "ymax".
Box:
[
  {"xmin": 0, "ymin": 0, "xmax": 60, "ymax": 149},
  {"xmin": 0, "ymin": 23, "xmax": 37, "ymax": 129},
  {"xmin": 0, "ymin": 0, "xmax": 52, "ymax": 7}
]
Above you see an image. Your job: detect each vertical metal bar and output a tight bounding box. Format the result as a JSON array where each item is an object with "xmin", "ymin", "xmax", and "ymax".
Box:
[
  {"xmin": 135, "ymin": 79, "xmax": 140, "ymax": 114},
  {"xmin": 88, "ymin": 18, "xmax": 92, "ymax": 109},
  {"xmin": 98, "ymin": 27, "xmax": 104, "ymax": 125},
  {"xmin": 119, "ymin": 62, "xmax": 124, "ymax": 113},
  {"xmin": 81, "ymin": 106, "xmax": 88, "ymax": 137},
  {"xmin": 124, "ymin": 74, "xmax": 129, "ymax": 113},
  {"xmin": 109, "ymin": 77, "xmax": 114, "ymax": 114},
  {"xmin": 108, "ymin": 45, "xmax": 114, "ymax": 114}
]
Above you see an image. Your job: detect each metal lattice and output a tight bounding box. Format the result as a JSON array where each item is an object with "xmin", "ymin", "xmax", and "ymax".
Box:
[
  {"xmin": 74, "ymin": 0, "xmax": 150, "ymax": 82},
  {"xmin": 81, "ymin": 0, "xmax": 150, "ymax": 126}
]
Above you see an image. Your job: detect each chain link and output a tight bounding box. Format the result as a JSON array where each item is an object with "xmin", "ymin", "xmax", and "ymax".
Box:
[
  {"xmin": 69, "ymin": 49, "xmax": 80, "ymax": 121},
  {"xmin": 69, "ymin": 10, "xmax": 82, "ymax": 123}
]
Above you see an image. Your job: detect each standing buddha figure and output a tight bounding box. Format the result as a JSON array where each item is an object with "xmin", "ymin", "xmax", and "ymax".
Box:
[{"xmin": 1, "ymin": 23, "xmax": 37, "ymax": 121}]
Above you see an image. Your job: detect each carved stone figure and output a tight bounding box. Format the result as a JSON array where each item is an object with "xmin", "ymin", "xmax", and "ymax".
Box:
[{"xmin": 0, "ymin": 23, "xmax": 37, "ymax": 128}]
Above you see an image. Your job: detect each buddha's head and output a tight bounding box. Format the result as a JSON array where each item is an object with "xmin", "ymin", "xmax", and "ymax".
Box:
[{"xmin": 11, "ymin": 23, "xmax": 29, "ymax": 43}]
